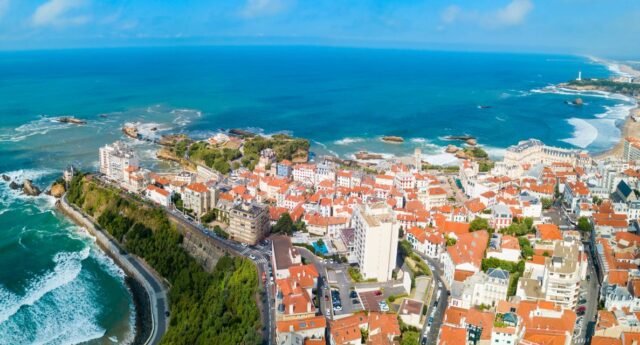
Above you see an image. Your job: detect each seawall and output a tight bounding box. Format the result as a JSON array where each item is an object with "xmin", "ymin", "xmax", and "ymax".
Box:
[{"xmin": 56, "ymin": 195, "xmax": 167, "ymax": 345}]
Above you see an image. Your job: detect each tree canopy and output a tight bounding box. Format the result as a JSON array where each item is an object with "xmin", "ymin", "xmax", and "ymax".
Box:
[{"xmin": 272, "ymin": 212, "xmax": 295, "ymax": 235}]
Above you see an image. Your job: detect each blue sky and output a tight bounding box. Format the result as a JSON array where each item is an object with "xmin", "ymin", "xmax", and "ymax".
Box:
[{"xmin": 0, "ymin": 0, "xmax": 639, "ymax": 56}]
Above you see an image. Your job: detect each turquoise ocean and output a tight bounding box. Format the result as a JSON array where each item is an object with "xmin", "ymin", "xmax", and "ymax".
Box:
[{"xmin": 0, "ymin": 46, "xmax": 635, "ymax": 344}]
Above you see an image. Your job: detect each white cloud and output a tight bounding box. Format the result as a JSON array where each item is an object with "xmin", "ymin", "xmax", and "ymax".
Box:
[
  {"xmin": 0, "ymin": 0, "xmax": 10, "ymax": 18},
  {"xmin": 32, "ymin": 0, "xmax": 89, "ymax": 27},
  {"xmin": 494, "ymin": 0, "xmax": 533, "ymax": 27},
  {"xmin": 440, "ymin": 0, "xmax": 533, "ymax": 29},
  {"xmin": 240, "ymin": 0, "xmax": 291, "ymax": 19}
]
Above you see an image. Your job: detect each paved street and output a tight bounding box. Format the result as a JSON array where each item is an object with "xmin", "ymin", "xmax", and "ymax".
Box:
[
  {"xmin": 574, "ymin": 243, "xmax": 600, "ymax": 345},
  {"xmin": 415, "ymin": 253, "xmax": 448, "ymax": 345}
]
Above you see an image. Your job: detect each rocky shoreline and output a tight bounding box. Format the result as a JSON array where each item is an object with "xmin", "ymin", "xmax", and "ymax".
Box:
[
  {"xmin": 56, "ymin": 195, "xmax": 164, "ymax": 345},
  {"xmin": 125, "ymin": 276, "xmax": 152, "ymax": 345}
]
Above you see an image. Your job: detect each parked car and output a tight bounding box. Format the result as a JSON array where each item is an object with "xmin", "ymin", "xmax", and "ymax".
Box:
[
  {"xmin": 374, "ymin": 290, "xmax": 382, "ymax": 296},
  {"xmin": 248, "ymin": 254, "xmax": 256, "ymax": 260},
  {"xmin": 577, "ymin": 306, "xmax": 586, "ymax": 316},
  {"xmin": 352, "ymin": 299, "xmax": 360, "ymax": 305},
  {"xmin": 379, "ymin": 301, "xmax": 389, "ymax": 312},
  {"xmin": 350, "ymin": 291, "xmax": 358, "ymax": 299},
  {"xmin": 333, "ymin": 305, "xmax": 343, "ymax": 311}
]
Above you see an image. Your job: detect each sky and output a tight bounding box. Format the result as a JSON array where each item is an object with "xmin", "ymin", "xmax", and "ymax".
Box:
[{"xmin": 0, "ymin": 0, "xmax": 639, "ymax": 57}]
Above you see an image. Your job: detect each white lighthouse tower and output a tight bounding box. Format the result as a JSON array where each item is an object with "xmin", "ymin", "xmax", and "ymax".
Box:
[{"xmin": 577, "ymin": 70, "xmax": 582, "ymax": 81}]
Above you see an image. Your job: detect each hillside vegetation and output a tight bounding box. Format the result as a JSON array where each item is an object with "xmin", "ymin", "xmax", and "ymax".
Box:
[{"xmin": 67, "ymin": 174, "xmax": 262, "ymax": 345}]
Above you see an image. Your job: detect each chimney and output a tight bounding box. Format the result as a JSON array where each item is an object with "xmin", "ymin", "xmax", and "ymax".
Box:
[
  {"xmin": 307, "ymin": 301, "xmax": 311, "ymax": 311},
  {"xmin": 289, "ymin": 303, "xmax": 294, "ymax": 314}
]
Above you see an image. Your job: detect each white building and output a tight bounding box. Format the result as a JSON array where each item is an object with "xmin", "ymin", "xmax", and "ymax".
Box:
[
  {"xmin": 449, "ymin": 268, "xmax": 510, "ymax": 309},
  {"xmin": 352, "ymin": 203, "xmax": 399, "ymax": 282},
  {"xmin": 516, "ymin": 240, "xmax": 587, "ymax": 309},
  {"xmin": 486, "ymin": 233, "xmax": 521, "ymax": 263},
  {"xmin": 99, "ymin": 141, "xmax": 139, "ymax": 182},
  {"xmin": 146, "ymin": 184, "xmax": 171, "ymax": 207},
  {"xmin": 183, "ymin": 182, "xmax": 212, "ymax": 217}
]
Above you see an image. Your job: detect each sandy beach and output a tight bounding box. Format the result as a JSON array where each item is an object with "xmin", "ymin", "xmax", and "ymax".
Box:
[{"xmin": 596, "ymin": 106, "xmax": 640, "ymax": 160}]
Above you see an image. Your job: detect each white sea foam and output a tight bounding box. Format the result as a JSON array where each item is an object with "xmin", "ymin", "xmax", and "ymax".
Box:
[
  {"xmin": 594, "ymin": 103, "xmax": 636, "ymax": 120},
  {"xmin": 0, "ymin": 247, "xmax": 90, "ymax": 324},
  {"xmin": 532, "ymin": 85, "xmax": 635, "ymax": 102},
  {"xmin": 561, "ymin": 118, "xmax": 599, "ymax": 148},
  {"xmin": 0, "ymin": 116, "xmax": 74, "ymax": 143},
  {"xmin": 0, "ymin": 168, "xmax": 56, "ymax": 183},
  {"xmin": 10, "ymin": 275, "xmax": 107, "ymax": 345},
  {"xmin": 170, "ymin": 108, "xmax": 202, "ymax": 127},
  {"xmin": 90, "ymin": 245, "xmax": 126, "ymax": 280},
  {"xmin": 334, "ymin": 137, "xmax": 365, "ymax": 145}
]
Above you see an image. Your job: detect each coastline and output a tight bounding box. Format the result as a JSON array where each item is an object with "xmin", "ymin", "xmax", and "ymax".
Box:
[
  {"xmin": 55, "ymin": 194, "xmax": 166, "ymax": 345},
  {"xmin": 595, "ymin": 106, "xmax": 640, "ymax": 160}
]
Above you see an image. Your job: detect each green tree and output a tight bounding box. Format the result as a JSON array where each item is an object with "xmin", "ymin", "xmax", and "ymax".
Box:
[
  {"xmin": 577, "ymin": 217, "xmax": 593, "ymax": 232},
  {"xmin": 541, "ymin": 198, "xmax": 553, "ymax": 210},
  {"xmin": 272, "ymin": 213, "xmax": 295, "ymax": 235},
  {"xmin": 470, "ymin": 217, "xmax": 489, "ymax": 231},
  {"xmin": 400, "ymin": 331, "xmax": 420, "ymax": 345}
]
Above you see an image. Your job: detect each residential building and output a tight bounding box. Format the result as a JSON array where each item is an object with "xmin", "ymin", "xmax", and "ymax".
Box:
[
  {"xmin": 517, "ymin": 240, "xmax": 587, "ymax": 309},
  {"xmin": 146, "ymin": 184, "xmax": 171, "ymax": 207},
  {"xmin": 450, "ymin": 268, "xmax": 509, "ymax": 309},
  {"xmin": 486, "ymin": 233, "xmax": 521, "ymax": 262},
  {"xmin": 442, "ymin": 230, "xmax": 489, "ymax": 286},
  {"xmin": 623, "ymin": 137, "xmax": 640, "ymax": 162},
  {"xmin": 183, "ymin": 182, "xmax": 212, "ymax": 217},
  {"xmin": 228, "ymin": 202, "xmax": 270, "ymax": 245},
  {"xmin": 352, "ymin": 203, "xmax": 399, "ymax": 282},
  {"xmin": 99, "ymin": 141, "xmax": 139, "ymax": 182}
]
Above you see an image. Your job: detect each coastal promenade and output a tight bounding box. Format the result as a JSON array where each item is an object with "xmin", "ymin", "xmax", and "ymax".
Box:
[{"xmin": 57, "ymin": 194, "xmax": 168, "ymax": 345}]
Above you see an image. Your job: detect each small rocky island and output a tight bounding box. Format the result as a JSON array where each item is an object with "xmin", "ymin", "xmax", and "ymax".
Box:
[
  {"xmin": 3, "ymin": 174, "xmax": 43, "ymax": 196},
  {"xmin": 57, "ymin": 116, "xmax": 87, "ymax": 125},
  {"xmin": 381, "ymin": 136, "xmax": 404, "ymax": 143}
]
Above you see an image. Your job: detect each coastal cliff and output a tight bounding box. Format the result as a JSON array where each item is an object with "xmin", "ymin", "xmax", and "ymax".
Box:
[{"xmin": 65, "ymin": 174, "xmax": 262, "ymax": 344}]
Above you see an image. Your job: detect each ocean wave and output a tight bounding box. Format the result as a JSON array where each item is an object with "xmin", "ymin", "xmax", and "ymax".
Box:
[
  {"xmin": 0, "ymin": 168, "xmax": 57, "ymax": 183},
  {"xmin": 561, "ymin": 118, "xmax": 599, "ymax": 148},
  {"xmin": 334, "ymin": 137, "xmax": 365, "ymax": 145},
  {"xmin": 532, "ymin": 85, "xmax": 635, "ymax": 103},
  {"xmin": 0, "ymin": 273, "xmax": 108, "ymax": 345},
  {"xmin": 0, "ymin": 247, "xmax": 90, "ymax": 325},
  {"xmin": 0, "ymin": 116, "xmax": 74, "ymax": 143},
  {"xmin": 595, "ymin": 103, "xmax": 635, "ymax": 120},
  {"xmin": 90, "ymin": 246, "xmax": 126, "ymax": 281},
  {"xmin": 170, "ymin": 108, "xmax": 203, "ymax": 127}
]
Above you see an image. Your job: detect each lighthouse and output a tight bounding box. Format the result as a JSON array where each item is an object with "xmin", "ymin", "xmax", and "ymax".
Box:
[{"xmin": 577, "ymin": 70, "xmax": 582, "ymax": 81}]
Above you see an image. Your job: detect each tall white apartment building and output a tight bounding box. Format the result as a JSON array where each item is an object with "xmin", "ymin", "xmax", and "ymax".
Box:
[
  {"xmin": 352, "ymin": 203, "xmax": 399, "ymax": 282},
  {"xmin": 517, "ymin": 240, "xmax": 587, "ymax": 309},
  {"xmin": 99, "ymin": 141, "xmax": 139, "ymax": 182}
]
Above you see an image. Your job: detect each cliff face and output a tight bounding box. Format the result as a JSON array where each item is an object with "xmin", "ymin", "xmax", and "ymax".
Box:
[{"xmin": 50, "ymin": 183, "xmax": 66, "ymax": 198}]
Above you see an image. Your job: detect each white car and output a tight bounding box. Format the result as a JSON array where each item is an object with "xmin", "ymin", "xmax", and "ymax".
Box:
[
  {"xmin": 241, "ymin": 243, "xmax": 248, "ymax": 248},
  {"xmin": 379, "ymin": 301, "xmax": 390, "ymax": 312},
  {"xmin": 248, "ymin": 254, "xmax": 256, "ymax": 260}
]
